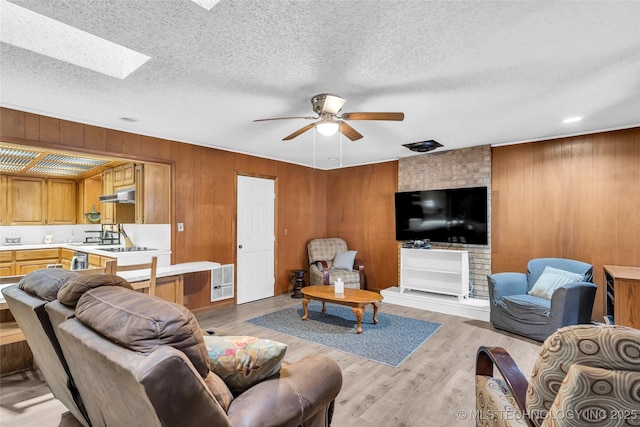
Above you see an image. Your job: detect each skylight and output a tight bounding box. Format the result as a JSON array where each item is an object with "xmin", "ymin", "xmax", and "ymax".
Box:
[{"xmin": 0, "ymin": 0, "xmax": 150, "ymax": 79}]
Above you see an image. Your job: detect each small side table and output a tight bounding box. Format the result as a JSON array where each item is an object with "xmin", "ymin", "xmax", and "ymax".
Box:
[{"xmin": 291, "ymin": 269, "xmax": 308, "ymax": 299}]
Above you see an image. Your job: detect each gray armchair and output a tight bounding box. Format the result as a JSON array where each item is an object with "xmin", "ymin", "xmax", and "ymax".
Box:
[{"xmin": 487, "ymin": 258, "xmax": 597, "ymax": 341}]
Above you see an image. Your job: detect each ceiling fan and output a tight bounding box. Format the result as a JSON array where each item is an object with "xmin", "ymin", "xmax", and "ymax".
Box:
[{"xmin": 253, "ymin": 94, "xmax": 404, "ymax": 141}]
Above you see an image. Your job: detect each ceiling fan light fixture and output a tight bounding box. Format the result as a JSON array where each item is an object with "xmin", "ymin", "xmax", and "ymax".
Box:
[
  {"xmin": 316, "ymin": 120, "xmax": 339, "ymax": 136},
  {"xmin": 403, "ymin": 140, "xmax": 443, "ymax": 153}
]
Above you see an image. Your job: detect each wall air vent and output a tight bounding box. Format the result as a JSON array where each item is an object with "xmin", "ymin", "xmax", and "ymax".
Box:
[{"xmin": 402, "ymin": 140, "xmax": 443, "ymax": 153}]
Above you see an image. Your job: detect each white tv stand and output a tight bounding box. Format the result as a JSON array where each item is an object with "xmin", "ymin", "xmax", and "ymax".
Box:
[{"xmin": 400, "ymin": 248, "xmax": 469, "ymax": 301}]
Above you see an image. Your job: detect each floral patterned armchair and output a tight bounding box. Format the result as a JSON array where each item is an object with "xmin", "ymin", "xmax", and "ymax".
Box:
[{"xmin": 475, "ymin": 324, "xmax": 640, "ymax": 427}]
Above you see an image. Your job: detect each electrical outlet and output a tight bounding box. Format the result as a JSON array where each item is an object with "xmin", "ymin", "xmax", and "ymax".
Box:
[{"xmin": 177, "ymin": 222, "xmax": 184, "ymax": 232}]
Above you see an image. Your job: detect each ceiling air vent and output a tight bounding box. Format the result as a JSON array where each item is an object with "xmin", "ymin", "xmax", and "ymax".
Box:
[{"xmin": 402, "ymin": 140, "xmax": 443, "ymax": 153}]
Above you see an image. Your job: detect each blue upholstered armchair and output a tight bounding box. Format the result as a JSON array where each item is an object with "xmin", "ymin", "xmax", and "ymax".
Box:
[{"xmin": 487, "ymin": 258, "xmax": 597, "ymax": 341}]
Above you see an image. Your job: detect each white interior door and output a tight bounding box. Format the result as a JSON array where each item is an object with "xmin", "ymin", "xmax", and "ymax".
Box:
[{"xmin": 236, "ymin": 175, "xmax": 275, "ymax": 304}]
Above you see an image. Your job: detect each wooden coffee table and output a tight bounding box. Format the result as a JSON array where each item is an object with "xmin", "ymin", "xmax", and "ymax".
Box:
[{"xmin": 301, "ymin": 286, "xmax": 383, "ymax": 334}]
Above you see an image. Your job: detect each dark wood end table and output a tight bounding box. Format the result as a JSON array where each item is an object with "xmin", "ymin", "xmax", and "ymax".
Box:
[{"xmin": 291, "ymin": 269, "xmax": 308, "ymax": 298}]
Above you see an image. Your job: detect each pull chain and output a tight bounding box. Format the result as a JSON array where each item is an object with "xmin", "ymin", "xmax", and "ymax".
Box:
[
  {"xmin": 313, "ymin": 128, "xmax": 317, "ymax": 169},
  {"xmin": 339, "ymin": 124, "xmax": 343, "ymax": 167}
]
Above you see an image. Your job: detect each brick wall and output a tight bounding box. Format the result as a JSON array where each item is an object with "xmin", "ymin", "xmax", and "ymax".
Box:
[{"xmin": 397, "ymin": 145, "xmax": 491, "ymax": 299}]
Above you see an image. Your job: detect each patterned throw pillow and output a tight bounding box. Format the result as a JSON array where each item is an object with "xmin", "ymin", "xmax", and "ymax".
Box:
[
  {"xmin": 528, "ymin": 266, "xmax": 583, "ymax": 299},
  {"xmin": 203, "ymin": 335, "xmax": 287, "ymax": 393}
]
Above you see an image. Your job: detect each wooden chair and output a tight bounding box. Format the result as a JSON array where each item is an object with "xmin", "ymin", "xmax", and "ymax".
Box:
[
  {"xmin": 113, "ymin": 257, "xmax": 157, "ymax": 296},
  {"xmin": 74, "ymin": 260, "xmax": 117, "ymax": 275}
]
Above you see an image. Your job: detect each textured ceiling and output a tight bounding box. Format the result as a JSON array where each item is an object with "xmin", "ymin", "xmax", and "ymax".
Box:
[{"xmin": 1, "ymin": 0, "xmax": 639, "ymax": 169}]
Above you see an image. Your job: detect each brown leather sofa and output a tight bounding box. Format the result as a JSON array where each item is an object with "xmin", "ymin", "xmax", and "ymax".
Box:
[{"xmin": 3, "ymin": 270, "xmax": 342, "ymax": 427}]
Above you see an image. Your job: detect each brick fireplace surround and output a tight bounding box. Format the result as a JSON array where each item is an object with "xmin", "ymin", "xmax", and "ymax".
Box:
[{"xmin": 397, "ymin": 145, "xmax": 491, "ymax": 300}]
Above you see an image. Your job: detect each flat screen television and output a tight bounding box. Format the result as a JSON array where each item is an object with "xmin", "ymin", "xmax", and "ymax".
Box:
[{"xmin": 394, "ymin": 186, "xmax": 488, "ymax": 245}]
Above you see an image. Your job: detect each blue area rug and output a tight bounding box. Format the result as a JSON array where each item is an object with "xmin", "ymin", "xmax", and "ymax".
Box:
[{"xmin": 245, "ymin": 301, "xmax": 441, "ymax": 367}]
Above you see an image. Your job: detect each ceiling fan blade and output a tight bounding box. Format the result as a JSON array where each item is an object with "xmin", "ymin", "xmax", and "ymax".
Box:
[
  {"xmin": 340, "ymin": 112, "xmax": 405, "ymax": 121},
  {"xmin": 339, "ymin": 122, "xmax": 363, "ymax": 141},
  {"xmin": 253, "ymin": 116, "xmax": 316, "ymax": 122},
  {"xmin": 283, "ymin": 123, "xmax": 316, "ymax": 140}
]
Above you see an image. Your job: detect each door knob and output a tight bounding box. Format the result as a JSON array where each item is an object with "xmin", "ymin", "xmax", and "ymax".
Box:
[{"xmin": 238, "ymin": 244, "xmax": 243, "ymax": 249}]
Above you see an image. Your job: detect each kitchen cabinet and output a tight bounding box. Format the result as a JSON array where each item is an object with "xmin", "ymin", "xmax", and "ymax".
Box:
[
  {"xmin": 60, "ymin": 248, "xmax": 74, "ymax": 270},
  {"xmin": 101, "ymin": 163, "xmax": 159, "ymax": 225},
  {"xmin": 78, "ymin": 176, "xmax": 102, "ymax": 225},
  {"xmin": 0, "ymin": 251, "xmax": 13, "ymax": 276},
  {"xmin": 47, "ymin": 178, "xmax": 77, "ymax": 224},
  {"xmin": 0, "ymin": 175, "xmax": 7, "ymax": 226},
  {"xmin": 154, "ymin": 275, "xmax": 184, "ymax": 304},
  {"xmin": 7, "ymin": 176, "xmax": 46, "ymax": 225},
  {"xmin": 14, "ymin": 248, "xmax": 60, "ymax": 275},
  {"xmin": 4, "ymin": 175, "xmax": 77, "ymax": 225},
  {"xmin": 101, "ymin": 168, "xmax": 115, "ymax": 224},
  {"xmin": 88, "ymin": 254, "xmax": 115, "ymax": 269},
  {"xmin": 100, "ymin": 168, "xmax": 133, "ymax": 225},
  {"xmin": 113, "ymin": 163, "xmax": 135, "ymax": 188},
  {"xmin": 135, "ymin": 163, "xmax": 171, "ymax": 224}
]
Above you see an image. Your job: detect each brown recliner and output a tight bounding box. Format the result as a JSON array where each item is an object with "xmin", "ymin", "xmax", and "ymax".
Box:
[
  {"xmin": 55, "ymin": 285, "xmax": 342, "ymax": 427},
  {"xmin": 2, "ymin": 270, "xmax": 90, "ymax": 426},
  {"xmin": 2, "ymin": 269, "xmax": 134, "ymax": 426}
]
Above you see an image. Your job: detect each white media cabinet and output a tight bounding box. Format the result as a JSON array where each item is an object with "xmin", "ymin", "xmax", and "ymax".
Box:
[{"xmin": 400, "ymin": 248, "xmax": 469, "ymax": 301}]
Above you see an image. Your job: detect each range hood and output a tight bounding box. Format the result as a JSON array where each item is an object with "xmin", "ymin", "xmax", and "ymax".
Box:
[{"xmin": 99, "ymin": 188, "xmax": 135, "ymax": 204}]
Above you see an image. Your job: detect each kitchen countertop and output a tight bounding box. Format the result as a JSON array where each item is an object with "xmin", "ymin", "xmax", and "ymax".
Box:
[
  {"xmin": 116, "ymin": 261, "xmax": 222, "ymax": 282},
  {"xmin": 0, "ymin": 261, "xmax": 222, "ymax": 304},
  {"xmin": 0, "ymin": 243, "xmax": 171, "ymax": 258}
]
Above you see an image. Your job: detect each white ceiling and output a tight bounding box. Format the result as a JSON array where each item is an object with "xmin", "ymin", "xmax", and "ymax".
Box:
[{"xmin": 1, "ymin": 0, "xmax": 639, "ymax": 169}]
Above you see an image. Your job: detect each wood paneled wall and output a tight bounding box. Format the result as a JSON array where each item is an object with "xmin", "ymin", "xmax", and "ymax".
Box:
[
  {"xmin": 0, "ymin": 108, "xmax": 325, "ymax": 307},
  {"xmin": 325, "ymin": 162, "xmax": 399, "ymax": 291},
  {"xmin": 492, "ymin": 128, "xmax": 640, "ymax": 320}
]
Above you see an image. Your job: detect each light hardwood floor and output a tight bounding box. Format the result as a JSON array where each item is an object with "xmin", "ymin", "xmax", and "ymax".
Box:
[{"xmin": 0, "ymin": 294, "xmax": 542, "ymax": 426}]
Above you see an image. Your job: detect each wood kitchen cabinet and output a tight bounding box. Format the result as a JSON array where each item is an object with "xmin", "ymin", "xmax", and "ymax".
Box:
[
  {"xmin": 78, "ymin": 176, "xmax": 102, "ymax": 224},
  {"xmin": 88, "ymin": 254, "xmax": 116, "ymax": 269},
  {"xmin": 4, "ymin": 175, "xmax": 77, "ymax": 225},
  {"xmin": 101, "ymin": 168, "xmax": 115, "ymax": 224},
  {"xmin": 60, "ymin": 248, "xmax": 74, "ymax": 270},
  {"xmin": 155, "ymin": 275, "xmax": 184, "ymax": 305},
  {"xmin": 135, "ymin": 163, "xmax": 171, "ymax": 224},
  {"xmin": 0, "ymin": 175, "xmax": 7, "ymax": 226},
  {"xmin": 14, "ymin": 248, "xmax": 60, "ymax": 275},
  {"xmin": 99, "ymin": 163, "xmax": 172, "ymax": 225},
  {"xmin": 7, "ymin": 176, "xmax": 46, "ymax": 225},
  {"xmin": 47, "ymin": 178, "xmax": 76, "ymax": 224},
  {"xmin": 0, "ymin": 251, "xmax": 13, "ymax": 276},
  {"xmin": 113, "ymin": 163, "xmax": 135, "ymax": 188}
]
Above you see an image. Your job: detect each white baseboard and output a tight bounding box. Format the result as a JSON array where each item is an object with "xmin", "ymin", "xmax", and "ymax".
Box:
[{"xmin": 380, "ymin": 286, "xmax": 490, "ymax": 322}]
